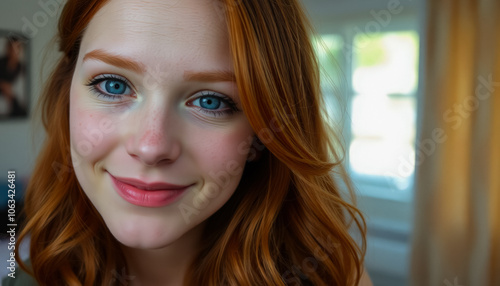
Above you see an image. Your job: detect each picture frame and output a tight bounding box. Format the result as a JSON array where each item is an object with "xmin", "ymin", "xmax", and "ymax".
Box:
[{"xmin": 0, "ymin": 30, "xmax": 30, "ymax": 119}]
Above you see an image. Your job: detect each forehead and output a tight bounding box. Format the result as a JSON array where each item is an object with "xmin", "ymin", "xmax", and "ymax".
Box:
[{"xmin": 79, "ymin": 0, "xmax": 231, "ymax": 70}]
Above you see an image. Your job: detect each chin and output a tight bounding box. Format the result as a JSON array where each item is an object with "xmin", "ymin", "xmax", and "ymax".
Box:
[
  {"xmin": 116, "ymin": 236, "xmax": 171, "ymax": 250},
  {"xmin": 104, "ymin": 213, "xmax": 190, "ymax": 250}
]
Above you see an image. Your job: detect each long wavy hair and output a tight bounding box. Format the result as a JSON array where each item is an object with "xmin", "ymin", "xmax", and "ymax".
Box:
[{"xmin": 16, "ymin": 0, "xmax": 366, "ymax": 285}]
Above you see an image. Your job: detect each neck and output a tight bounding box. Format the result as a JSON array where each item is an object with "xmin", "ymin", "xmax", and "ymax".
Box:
[{"xmin": 120, "ymin": 223, "xmax": 204, "ymax": 286}]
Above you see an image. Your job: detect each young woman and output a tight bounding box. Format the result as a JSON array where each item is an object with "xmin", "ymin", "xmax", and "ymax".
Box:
[{"xmin": 7, "ymin": 0, "xmax": 371, "ymax": 285}]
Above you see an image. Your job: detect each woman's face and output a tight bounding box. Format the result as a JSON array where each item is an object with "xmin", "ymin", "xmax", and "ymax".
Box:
[{"xmin": 69, "ymin": 0, "xmax": 254, "ymax": 249}]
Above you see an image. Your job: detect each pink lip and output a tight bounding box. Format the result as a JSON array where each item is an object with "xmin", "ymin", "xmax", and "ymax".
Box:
[
  {"xmin": 112, "ymin": 175, "xmax": 189, "ymax": 190},
  {"xmin": 108, "ymin": 173, "xmax": 191, "ymax": 207}
]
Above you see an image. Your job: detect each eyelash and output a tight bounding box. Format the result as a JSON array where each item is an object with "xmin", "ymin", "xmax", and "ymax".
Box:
[
  {"xmin": 85, "ymin": 74, "xmax": 133, "ymax": 101},
  {"xmin": 84, "ymin": 74, "xmax": 240, "ymax": 117},
  {"xmin": 190, "ymin": 91, "xmax": 240, "ymax": 117}
]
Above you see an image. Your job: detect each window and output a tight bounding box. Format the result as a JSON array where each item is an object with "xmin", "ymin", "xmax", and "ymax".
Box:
[
  {"xmin": 316, "ymin": 18, "xmax": 420, "ymax": 200},
  {"xmin": 307, "ymin": 3, "xmax": 423, "ymax": 282}
]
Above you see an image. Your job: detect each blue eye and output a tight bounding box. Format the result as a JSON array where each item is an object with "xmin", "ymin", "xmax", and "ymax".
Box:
[
  {"xmin": 102, "ymin": 80, "xmax": 127, "ymax": 94},
  {"xmin": 199, "ymin": 96, "xmax": 222, "ymax": 109},
  {"xmin": 85, "ymin": 74, "xmax": 134, "ymax": 100},
  {"xmin": 189, "ymin": 92, "xmax": 240, "ymax": 117}
]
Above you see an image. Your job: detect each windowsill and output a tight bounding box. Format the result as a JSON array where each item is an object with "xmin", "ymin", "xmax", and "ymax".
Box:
[
  {"xmin": 355, "ymin": 181, "xmax": 414, "ymax": 233},
  {"xmin": 356, "ymin": 180, "xmax": 413, "ymax": 203},
  {"xmin": 351, "ymin": 170, "xmax": 414, "ymax": 203}
]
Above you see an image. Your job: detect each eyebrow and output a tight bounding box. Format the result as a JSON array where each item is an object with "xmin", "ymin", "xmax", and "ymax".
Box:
[
  {"xmin": 83, "ymin": 49, "xmax": 236, "ymax": 82},
  {"xmin": 183, "ymin": 70, "xmax": 235, "ymax": 82},
  {"xmin": 83, "ymin": 49, "xmax": 146, "ymax": 74}
]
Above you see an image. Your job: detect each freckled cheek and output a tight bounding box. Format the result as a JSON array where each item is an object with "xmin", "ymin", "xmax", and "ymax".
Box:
[
  {"xmin": 69, "ymin": 105, "xmax": 120, "ymax": 163},
  {"xmin": 194, "ymin": 128, "xmax": 253, "ymax": 181}
]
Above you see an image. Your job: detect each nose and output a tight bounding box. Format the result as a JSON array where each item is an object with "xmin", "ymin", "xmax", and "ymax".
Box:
[{"xmin": 125, "ymin": 107, "xmax": 181, "ymax": 166}]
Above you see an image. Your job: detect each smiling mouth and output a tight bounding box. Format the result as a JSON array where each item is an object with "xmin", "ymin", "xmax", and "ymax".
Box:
[
  {"xmin": 110, "ymin": 174, "xmax": 191, "ymax": 191},
  {"xmin": 107, "ymin": 172, "xmax": 192, "ymax": 207}
]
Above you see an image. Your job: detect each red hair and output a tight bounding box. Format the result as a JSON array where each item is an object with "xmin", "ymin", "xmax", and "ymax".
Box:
[{"xmin": 17, "ymin": 0, "xmax": 366, "ymax": 285}]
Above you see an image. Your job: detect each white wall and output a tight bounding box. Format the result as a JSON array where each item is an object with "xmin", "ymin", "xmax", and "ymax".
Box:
[{"xmin": 0, "ymin": 0, "xmax": 64, "ymax": 182}]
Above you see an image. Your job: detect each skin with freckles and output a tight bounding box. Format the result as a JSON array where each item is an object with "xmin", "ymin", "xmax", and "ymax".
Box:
[{"xmin": 69, "ymin": 0, "xmax": 254, "ymax": 284}]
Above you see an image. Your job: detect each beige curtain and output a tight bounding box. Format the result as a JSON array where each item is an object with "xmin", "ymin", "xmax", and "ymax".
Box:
[{"xmin": 410, "ymin": 0, "xmax": 500, "ymax": 285}]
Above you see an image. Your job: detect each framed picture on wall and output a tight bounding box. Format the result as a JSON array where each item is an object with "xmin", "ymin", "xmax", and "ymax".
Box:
[{"xmin": 0, "ymin": 30, "xmax": 29, "ymax": 119}]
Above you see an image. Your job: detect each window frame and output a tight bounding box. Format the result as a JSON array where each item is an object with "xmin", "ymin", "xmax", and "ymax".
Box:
[{"xmin": 316, "ymin": 14, "xmax": 420, "ymax": 203}]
